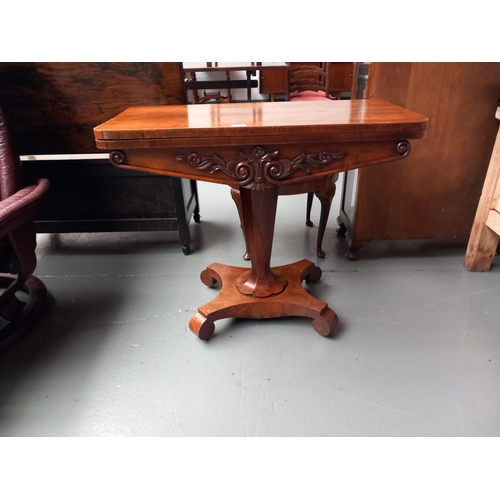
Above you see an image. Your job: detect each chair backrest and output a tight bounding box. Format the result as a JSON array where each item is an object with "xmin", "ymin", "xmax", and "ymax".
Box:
[
  {"xmin": 286, "ymin": 63, "xmax": 330, "ymax": 100},
  {"xmin": 0, "ymin": 107, "xmax": 22, "ymax": 200}
]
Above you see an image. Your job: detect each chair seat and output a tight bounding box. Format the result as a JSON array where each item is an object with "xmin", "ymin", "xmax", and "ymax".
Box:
[{"xmin": 290, "ymin": 90, "xmax": 330, "ymax": 101}]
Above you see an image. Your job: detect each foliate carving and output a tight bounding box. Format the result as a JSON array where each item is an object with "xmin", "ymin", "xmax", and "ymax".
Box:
[
  {"xmin": 396, "ymin": 141, "xmax": 411, "ymax": 156},
  {"xmin": 175, "ymin": 146, "xmax": 345, "ymax": 190}
]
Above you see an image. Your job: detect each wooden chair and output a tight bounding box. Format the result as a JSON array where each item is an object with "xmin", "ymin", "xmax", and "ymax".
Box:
[
  {"xmin": 231, "ymin": 174, "xmax": 339, "ymax": 261},
  {"xmin": 187, "ymin": 70, "xmax": 233, "ymax": 104},
  {"xmin": 284, "ymin": 62, "xmax": 339, "ymax": 257},
  {"xmin": 286, "ymin": 63, "xmax": 332, "ymax": 101},
  {"xmin": 0, "ymin": 108, "xmax": 50, "ymax": 350},
  {"xmin": 232, "ymin": 63, "xmax": 353, "ymax": 259}
]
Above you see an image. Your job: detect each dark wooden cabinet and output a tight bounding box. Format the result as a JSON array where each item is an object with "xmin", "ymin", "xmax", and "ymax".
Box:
[
  {"xmin": 0, "ymin": 62, "xmax": 200, "ymax": 254},
  {"xmin": 338, "ymin": 62, "xmax": 500, "ymax": 258},
  {"xmin": 22, "ymin": 159, "xmax": 199, "ymax": 251},
  {"xmin": 259, "ymin": 67, "xmax": 288, "ymax": 97}
]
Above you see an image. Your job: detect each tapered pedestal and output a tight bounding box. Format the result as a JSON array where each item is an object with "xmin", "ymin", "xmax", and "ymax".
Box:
[{"xmin": 188, "ymin": 259, "xmax": 338, "ymax": 340}]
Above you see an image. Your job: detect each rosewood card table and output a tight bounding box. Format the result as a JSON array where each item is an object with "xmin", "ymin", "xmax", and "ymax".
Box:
[{"xmin": 94, "ymin": 100, "xmax": 427, "ymax": 340}]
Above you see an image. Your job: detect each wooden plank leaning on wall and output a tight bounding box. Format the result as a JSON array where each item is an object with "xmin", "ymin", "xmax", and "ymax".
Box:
[{"xmin": 464, "ymin": 105, "xmax": 500, "ymax": 271}]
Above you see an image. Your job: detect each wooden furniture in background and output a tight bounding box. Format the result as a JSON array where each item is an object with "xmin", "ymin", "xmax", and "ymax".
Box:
[
  {"xmin": 94, "ymin": 100, "xmax": 427, "ymax": 340},
  {"xmin": 338, "ymin": 63, "xmax": 500, "ymax": 259},
  {"xmin": 183, "ymin": 62, "xmax": 288, "ymax": 103},
  {"xmin": 328, "ymin": 62, "xmax": 358, "ymax": 100},
  {"xmin": 184, "ymin": 63, "xmax": 237, "ymax": 104},
  {"xmin": 286, "ymin": 63, "xmax": 331, "ymax": 101},
  {"xmin": 260, "ymin": 63, "xmax": 357, "ymax": 101},
  {"xmin": 187, "ymin": 62, "xmax": 339, "ymax": 258},
  {"xmin": 231, "ymin": 172, "xmax": 339, "ymax": 260},
  {"xmin": 0, "ymin": 62, "xmax": 200, "ymax": 255},
  {"xmin": 465, "ymin": 105, "xmax": 500, "ymax": 271},
  {"xmin": 285, "ymin": 63, "xmax": 355, "ymax": 257},
  {"xmin": 259, "ymin": 68, "xmax": 287, "ymax": 101},
  {"xmin": 304, "ymin": 175, "xmax": 339, "ymax": 258},
  {"xmin": 187, "ymin": 70, "xmax": 233, "ymax": 104}
]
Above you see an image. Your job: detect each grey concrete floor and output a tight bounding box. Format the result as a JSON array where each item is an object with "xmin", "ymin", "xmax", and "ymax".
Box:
[{"xmin": 0, "ymin": 177, "xmax": 499, "ymax": 437}]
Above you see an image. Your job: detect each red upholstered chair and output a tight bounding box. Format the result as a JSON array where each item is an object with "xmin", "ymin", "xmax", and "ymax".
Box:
[{"xmin": 0, "ymin": 108, "xmax": 50, "ymax": 350}]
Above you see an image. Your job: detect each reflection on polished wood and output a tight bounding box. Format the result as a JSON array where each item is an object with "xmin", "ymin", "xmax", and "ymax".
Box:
[
  {"xmin": 95, "ymin": 100, "xmax": 426, "ymax": 146},
  {"xmin": 95, "ymin": 100, "xmax": 427, "ymax": 340}
]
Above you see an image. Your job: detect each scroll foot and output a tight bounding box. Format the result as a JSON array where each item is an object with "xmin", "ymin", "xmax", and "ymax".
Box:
[
  {"xmin": 312, "ymin": 308, "xmax": 339, "ymax": 337},
  {"xmin": 189, "ymin": 312, "xmax": 215, "ymax": 341},
  {"xmin": 200, "ymin": 267, "xmax": 220, "ymax": 287},
  {"xmin": 188, "ymin": 261, "xmax": 339, "ymax": 340},
  {"xmin": 301, "ymin": 263, "xmax": 322, "ymax": 284}
]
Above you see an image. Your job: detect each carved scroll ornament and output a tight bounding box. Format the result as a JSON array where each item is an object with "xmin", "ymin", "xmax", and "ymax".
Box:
[
  {"xmin": 110, "ymin": 151, "xmax": 126, "ymax": 165},
  {"xmin": 110, "ymin": 142, "xmax": 409, "ymax": 189},
  {"xmin": 175, "ymin": 146, "xmax": 345, "ymax": 190},
  {"xmin": 396, "ymin": 141, "xmax": 411, "ymax": 156}
]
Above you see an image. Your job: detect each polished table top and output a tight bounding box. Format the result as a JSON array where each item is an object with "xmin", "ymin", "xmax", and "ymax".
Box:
[
  {"xmin": 94, "ymin": 99, "xmax": 428, "ymax": 144},
  {"xmin": 94, "ymin": 100, "xmax": 428, "ymax": 191},
  {"xmin": 94, "ymin": 99, "xmax": 428, "ymax": 340}
]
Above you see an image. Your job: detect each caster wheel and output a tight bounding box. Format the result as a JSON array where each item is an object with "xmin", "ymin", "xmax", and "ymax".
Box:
[
  {"xmin": 182, "ymin": 245, "xmax": 191, "ymax": 255},
  {"xmin": 336, "ymin": 222, "xmax": 347, "ymax": 237}
]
